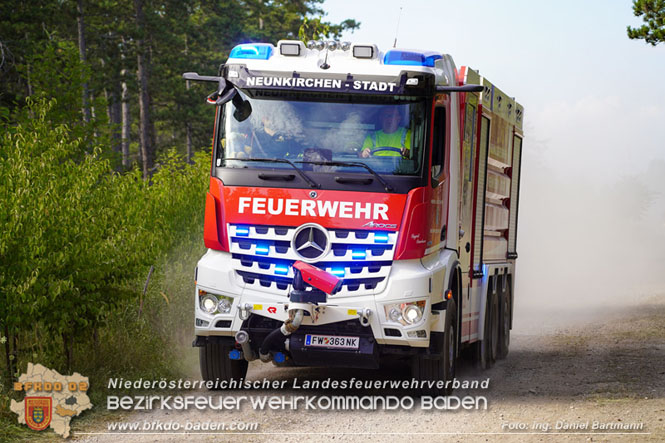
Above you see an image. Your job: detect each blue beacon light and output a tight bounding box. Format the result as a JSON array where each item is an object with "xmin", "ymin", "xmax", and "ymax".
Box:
[
  {"xmin": 255, "ymin": 243, "xmax": 270, "ymax": 255},
  {"xmin": 229, "ymin": 44, "xmax": 273, "ymax": 60},
  {"xmin": 383, "ymin": 50, "xmax": 442, "ymax": 67},
  {"xmin": 374, "ymin": 232, "xmax": 389, "ymax": 244},
  {"xmin": 235, "ymin": 226, "xmax": 250, "ymax": 236},
  {"xmin": 351, "ymin": 249, "xmax": 366, "ymax": 260},
  {"xmin": 274, "ymin": 264, "xmax": 289, "ymax": 276}
]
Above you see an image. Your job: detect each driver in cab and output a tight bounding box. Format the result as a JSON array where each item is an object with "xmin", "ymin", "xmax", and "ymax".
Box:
[
  {"xmin": 360, "ymin": 107, "xmax": 411, "ymax": 158},
  {"xmin": 234, "ymin": 113, "xmax": 303, "ymax": 159}
]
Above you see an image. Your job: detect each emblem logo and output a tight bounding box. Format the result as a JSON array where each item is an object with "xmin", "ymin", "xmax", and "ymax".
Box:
[
  {"xmin": 362, "ymin": 221, "xmax": 397, "ymax": 229},
  {"xmin": 25, "ymin": 397, "xmax": 52, "ymax": 431},
  {"xmin": 292, "ymin": 223, "xmax": 330, "ymax": 262}
]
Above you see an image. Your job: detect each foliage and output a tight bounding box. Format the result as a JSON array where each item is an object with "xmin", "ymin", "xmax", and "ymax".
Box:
[
  {"xmin": 627, "ymin": 0, "xmax": 665, "ymax": 45},
  {"xmin": 298, "ymin": 16, "xmax": 359, "ymax": 42},
  {"xmin": 0, "ymin": 98, "xmax": 209, "ymax": 379},
  {"xmin": 0, "ymin": 1, "xmax": 358, "ymax": 429}
]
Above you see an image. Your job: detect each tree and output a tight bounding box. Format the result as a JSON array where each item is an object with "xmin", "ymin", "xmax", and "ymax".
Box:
[
  {"xmin": 0, "ymin": 0, "xmax": 360, "ymax": 174},
  {"xmin": 0, "ymin": 0, "xmax": 361, "ymax": 380},
  {"xmin": 627, "ymin": 0, "xmax": 665, "ymax": 46},
  {"xmin": 77, "ymin": 0, "xmax": 92, "ymax": 124},
  {"xmin": 298, "ymin": 16, "xmax": 359, "ymax": 41},
  {"xmin": 0, "ymin": 97, "xmax": 209, "ymax": 376},
  {"xmin": 240, "ymin": 0, "xmax": 358, "ymax": 42},
  {"xmin": 133, "ymin": 0, "xmax": 155, "ymax": 178}
]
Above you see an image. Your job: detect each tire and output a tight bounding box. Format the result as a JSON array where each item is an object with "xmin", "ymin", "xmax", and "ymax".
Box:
[
  {"xmin": 479, "ymin": 284, "xmax": 499, "ymax": 369},
  {"xmin": 498, "ymin": 278, "xmax": 511, "ymax": 359},
  {"xmin": 199, "ymin": 342, "xmax": 248, "ymax": 386},
  {"xmin": 442, "ymin": 299, "xmax": 458, "ymax": 390},
  {"xmin": 411, "ymin": 299, "xmax": 458, "ymax": 396}
]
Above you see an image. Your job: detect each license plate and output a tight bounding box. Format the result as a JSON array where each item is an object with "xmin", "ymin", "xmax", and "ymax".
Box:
[{"xmin": 304, "ymin": 334, "xmax": 360, "ymax": 349}]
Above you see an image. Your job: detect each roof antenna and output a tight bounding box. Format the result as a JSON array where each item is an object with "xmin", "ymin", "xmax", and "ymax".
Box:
[{"xmin": 393, "ymin": 6, "xmax": 403, "ymax": 48}]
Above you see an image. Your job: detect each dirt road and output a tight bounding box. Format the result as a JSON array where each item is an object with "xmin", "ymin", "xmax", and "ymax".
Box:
[{"xmin": 75, "ymin": 296, "xmax": 665, "ymax": 442}]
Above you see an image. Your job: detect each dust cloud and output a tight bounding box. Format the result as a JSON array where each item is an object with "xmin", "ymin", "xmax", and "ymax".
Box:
[{"xmin": 514, "ymin": 152, "xmax": 665, "ymax": 333}]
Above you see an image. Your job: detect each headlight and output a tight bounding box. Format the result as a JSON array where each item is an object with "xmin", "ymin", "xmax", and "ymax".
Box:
[
  {"xmin": 200, "ymin": 294, "xmax": 218, "ymax": 314},
  {"xmin": 199, "ymin": 289, "xmax": 234, "ymax": 315},
  {"xmin": 218, "ymin": 298, "xmax": 232, "ymax": 314},
  {"xmin": 388, "ymin": 307, "xmax": 402, "ymax": 323},
  {"xmin": 402, "ymin": 305, "xmax": 423, "ymax": 325},
  {"xmin": 383, "ymin": 300, "xmax": 426, "ymax": 326}
]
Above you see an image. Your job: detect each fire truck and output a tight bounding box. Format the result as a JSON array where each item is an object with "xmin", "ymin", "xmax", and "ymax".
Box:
[{"xmin": 185, "ymin": 39, "xmax": 524, "ymax": 392}]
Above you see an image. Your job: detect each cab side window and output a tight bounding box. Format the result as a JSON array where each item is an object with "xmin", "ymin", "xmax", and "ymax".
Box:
[
  {"xmin": 431, "ymin": 106, "xmax": 446, "ymax": 182},
  {"xmin": 215, "ymin": 107, "xmax": 225, "ymax": 167}
]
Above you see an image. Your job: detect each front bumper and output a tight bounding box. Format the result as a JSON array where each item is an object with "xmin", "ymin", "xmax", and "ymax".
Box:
[{"xmin": 194, "ymin": 249, "xmax": 447, "ymax": 348}]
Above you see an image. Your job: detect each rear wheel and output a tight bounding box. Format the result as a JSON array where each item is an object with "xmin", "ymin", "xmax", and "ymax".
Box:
[
  {"xmin": 479, "ymin": 285, "xmax": 499, "ymax": 369},
  {"xmin": 199, "ymin": 342, "xmax": 248, "ymax": 385},
  {"xmin": 498, "ymin": 277, "xmax": 511, "ymax": 359}
]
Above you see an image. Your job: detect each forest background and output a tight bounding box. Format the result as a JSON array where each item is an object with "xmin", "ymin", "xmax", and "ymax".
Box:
[{"xmin": 0, "ymin": 0, "xmax": 357, "ymax": 436}]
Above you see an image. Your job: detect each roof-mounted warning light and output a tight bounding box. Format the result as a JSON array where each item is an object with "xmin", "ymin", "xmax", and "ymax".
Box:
[
  {"xmin": 351, "ymin": 44, "xmax": 378, "ymax": 59},
  {"xmin": 278, "ymin": 40, "xmax": 305, "ymax": 56},
  {"xmin": 228, "ymin": 43, "xmax": 274, "ymax": 60},
  {"xmin": 383, "ymin": 49, "xmax": 442, "ymax": 67},
  {"xmin": 307, "ymin": 40, "xmax": 325, "ymax": 51},
  {"xmin": 306, "ymin": 40, "xmax": 351, "ymax": 52}
]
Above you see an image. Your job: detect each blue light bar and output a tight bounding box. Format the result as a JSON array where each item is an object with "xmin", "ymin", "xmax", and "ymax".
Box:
[
  {"xmin": 235, "ymin": 226, "xmax": 250, "ymax": 237},
  {"xmin": 274, "ymin": 264, "xmax": 289, "ymax": 275},
  {"xmin": 383, "ymin": 50, "xmax": 442, "ymax": 67},
  {"xmin": 229, "ymin": 44, "xmax": 273, "ymax": 60},
  {"xmin": 330, "ymin": 268, "xmax": 346, "ymax": 277},
  {"xmin": 351, "ymin": 249, "xmax": 366, "ymax": 260},
  {"xmin": 255, "ymin": 243, "xmax": 270, "ymax": 255},
  {"xmin": 374, "ymin": 232, "xmax": 389, "ymax": 244}
]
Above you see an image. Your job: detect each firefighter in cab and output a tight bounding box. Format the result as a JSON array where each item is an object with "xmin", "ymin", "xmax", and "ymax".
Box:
[{"xmin": 360, "ymin": 106, "xmax": 411, "ymax": 158}]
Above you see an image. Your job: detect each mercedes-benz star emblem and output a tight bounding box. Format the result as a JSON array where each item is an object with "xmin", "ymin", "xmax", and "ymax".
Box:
[{"xmin": 292, "ymin": 223, "xmax": 330, "ymax": 262}]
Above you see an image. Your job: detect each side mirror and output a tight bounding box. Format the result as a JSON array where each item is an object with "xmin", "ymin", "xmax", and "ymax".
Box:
[
  {"xmin": 183, "ymin": 70, "xmax": 252, "ymax": 121},
  {"xmin": 232, "ymin": 94, "xmax": 252, "ymax": 122}
]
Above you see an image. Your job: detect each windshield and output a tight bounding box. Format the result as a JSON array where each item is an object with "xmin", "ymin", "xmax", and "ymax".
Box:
[{"xmin": 215, "ymin": 95, "xmax": 427, "ymax": 176}]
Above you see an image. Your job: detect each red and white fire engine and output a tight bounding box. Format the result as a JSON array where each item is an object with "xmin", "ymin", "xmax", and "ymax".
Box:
[{"xmin": 185, "ymin": 39, "xmax": 524, "ymax": 392}]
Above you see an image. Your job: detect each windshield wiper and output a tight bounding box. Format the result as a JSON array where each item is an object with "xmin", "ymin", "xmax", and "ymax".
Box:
[
  {"xmin": 297, "ymin": 160, "xmax": 394, "ymax": 192},
  {"xmin": 222, "ymin": 157, "xmax": 320, "ymax": 189}
]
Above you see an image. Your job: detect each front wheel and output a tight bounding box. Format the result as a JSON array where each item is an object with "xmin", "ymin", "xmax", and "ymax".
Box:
[
  {"xmin": 199, "ymin": 342, "xmax": 248, "ymax": 386},
  {"xmin": 442, "ymin": 299, "xmax": 458, "ymax": 392},
  {"xmin": 411, "ymin": 300, "xmax": 458, "ymax": 396}
]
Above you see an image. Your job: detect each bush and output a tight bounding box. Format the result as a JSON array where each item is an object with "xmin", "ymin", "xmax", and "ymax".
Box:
[{"xmin": 0, "ymin": 98, "xmax": 209, "ymax": 380}]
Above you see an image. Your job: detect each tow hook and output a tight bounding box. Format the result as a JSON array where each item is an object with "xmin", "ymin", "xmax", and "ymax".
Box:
[
  {"xmin": 358, "ymin": 308, "xmax": 372, "ymax": 327},
  {"xmin": 238, "ymin": 303, "xmax": 252, "ymax": 321}
]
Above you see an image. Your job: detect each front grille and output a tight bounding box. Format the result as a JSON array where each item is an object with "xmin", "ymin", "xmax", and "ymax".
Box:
[{"xmin": 228, "ymin": 224, "xmax": 397, "ymax": 296}]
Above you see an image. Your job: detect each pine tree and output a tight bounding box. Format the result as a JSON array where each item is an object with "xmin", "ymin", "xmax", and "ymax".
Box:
[{"xmin": 627, "ymin": 0, "xmax": 665, "ymax": 46}]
